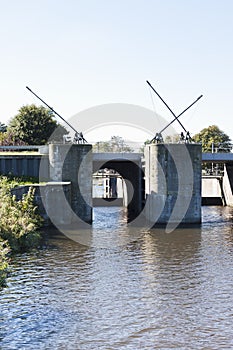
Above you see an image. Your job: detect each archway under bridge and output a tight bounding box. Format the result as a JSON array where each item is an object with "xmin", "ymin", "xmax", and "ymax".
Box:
[
  {"xmin": 92, "ymin": 153, "xmax": 145, "ymax": 220},
  {"xmin": 92, "ymin": 169, "xmax": 124, "ymax": 207}
]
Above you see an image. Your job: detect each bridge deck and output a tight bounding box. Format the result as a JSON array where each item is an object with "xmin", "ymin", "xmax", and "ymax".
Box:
[
  {"xmin": 202, "ymin": 152, "xmax": 233, "ymax": 163},
  {"xmin": 93, "ymin": 152, "xmax": 233, "ymax": 164},
  {"xmin": 93, "ymin": 153, "xmax": 143, "ymax": 162}
]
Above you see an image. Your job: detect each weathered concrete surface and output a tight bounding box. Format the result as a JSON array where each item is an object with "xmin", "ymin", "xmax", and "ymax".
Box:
[
  {"xmin": 12, "ymin": 182, "xmax": 72, "ymax": 226},
  {"xmin": 93, "ymin": 152, "xmax": 143, "ymax": 163},
  {"xmin": 202, "ymin": 177, "xmax": 222, "ymax": 197},
  {"xmin": 223, "ymin": 164, "xmax": 233, "ymax": 206},
  {"xmin": 49, "ymin": 144, "xmax": 93, "ymax": 223},
  {"xmin": 145, "ymin": 143, "xmax": 202, "ymax": 226},
  {"xmin": 202, "ymin": 176, "xmax": 224, "ymax": 205}
]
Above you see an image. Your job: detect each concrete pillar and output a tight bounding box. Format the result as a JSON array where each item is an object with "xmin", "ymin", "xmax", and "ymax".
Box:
[
  {"xmin": 145, "ymin": 143, "xmax": 202, "ymax": 227},
  {"xmin": 49, "ymin": 144, "xmax": 93, "ymax": 223},
  {"xmin": 223, "ymin": 164, "xmax": 233, "ymax": 206}
]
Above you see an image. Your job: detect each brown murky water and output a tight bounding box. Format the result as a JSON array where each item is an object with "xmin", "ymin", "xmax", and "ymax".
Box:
[{"xmin": 1, "ymin": 206, "xmax": 233, "ymax": 349}]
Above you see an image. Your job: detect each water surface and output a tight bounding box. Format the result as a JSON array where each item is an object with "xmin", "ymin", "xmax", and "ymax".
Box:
[{"xmin": 0, "ymin": 206, "xmax": 233, "ymax": 349}]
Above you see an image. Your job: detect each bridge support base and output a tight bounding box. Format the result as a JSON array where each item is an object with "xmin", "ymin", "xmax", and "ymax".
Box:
[
  {"xmin": 48, "ymin": 144, "xmax": 93, "ymax": 224},
  {"xmin": 144, "ymin": 143, "xmax": 202, "ymax": 228}
]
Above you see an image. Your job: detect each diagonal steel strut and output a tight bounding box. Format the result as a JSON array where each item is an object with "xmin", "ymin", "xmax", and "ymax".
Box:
[
  {"xmin": 26, "ymin": 86, "xmax": 87, "ymax": 143},
  {"xmin": 146, "ymin": 80, "xmax": 203, "ymax": 137},
  {"xmin": 159, "ymin": 94, "xmax": 203, "ymax": 135}
]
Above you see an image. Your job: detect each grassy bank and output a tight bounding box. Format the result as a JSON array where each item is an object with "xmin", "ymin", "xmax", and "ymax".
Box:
[{"xmin": 0, "ymin": 176, "xmax": 43, "ymax": 288}]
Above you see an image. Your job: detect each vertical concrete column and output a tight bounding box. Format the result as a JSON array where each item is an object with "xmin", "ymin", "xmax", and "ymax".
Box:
[
  {"xmin": 145, "ymin": 143, "xmax": 202, "ymax": 226},
  {"xmin": 49, "ymin": 144, "xmax": 93, "ymax": 223},
  {"xmin": 223, "ymin": 164, "xmax": 233, "ymax": 206}
]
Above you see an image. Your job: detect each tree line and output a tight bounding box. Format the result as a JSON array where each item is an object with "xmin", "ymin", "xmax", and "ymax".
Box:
[
  {"xmin": 0, "ymin": 104, "xmax": 67, "ymax": 146},
  {"xmin": 0, "ymin": 104, "xmax": 232, "ymax": 152}
]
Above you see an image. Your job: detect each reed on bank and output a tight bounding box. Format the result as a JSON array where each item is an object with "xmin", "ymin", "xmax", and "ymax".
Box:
[{"xmin": 0, "ymin": 176, "xmax": 43, "ymax": 287}]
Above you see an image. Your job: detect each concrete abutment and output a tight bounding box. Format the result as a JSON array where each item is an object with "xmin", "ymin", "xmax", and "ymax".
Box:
[
  {"xmin": 4, "ymin": 143, "xmax": 233, "ymax": 228},
  {"xmin": 48, "ymin": 144, "xmax": 93, "ymax": 224},
  {"xmin": 144, "ymin": 143, "xmax": 202, "ymax": 226}
]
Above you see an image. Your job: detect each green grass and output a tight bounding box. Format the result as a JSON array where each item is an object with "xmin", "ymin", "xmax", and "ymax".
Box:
[{"xmin": 0, "ymin": 175, "xmax": 40, "ymax": 187}]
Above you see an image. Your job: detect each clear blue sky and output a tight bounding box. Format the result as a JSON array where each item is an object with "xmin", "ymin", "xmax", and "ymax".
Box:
[{"xmin": 1, "ymin": 0, "xmax": 233, "ymax": 142}]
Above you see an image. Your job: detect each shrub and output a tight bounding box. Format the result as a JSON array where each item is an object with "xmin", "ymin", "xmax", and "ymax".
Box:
[
  {"xmin": 0, "ymin": 239, "xmax": 9, "ymax": 288},
  {"xmin": 0, "ymin": 177, "xmax": 43, "ymax": 253}
]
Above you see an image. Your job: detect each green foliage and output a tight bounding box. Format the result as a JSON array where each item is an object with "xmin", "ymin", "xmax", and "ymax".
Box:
[
  {"xmin": 0, "ymin": 122, "xmax": 7, "ymax": 133},
  {"xmin": 0, "ymin": 177, "xmax": 43, "ymax": 253},
  {"xmin": 164, "ymin": 134, "xmax": 180, "ymax": 143},
  {"xmin": 0, "ymin": 176, "xmax": 43, "ymax": 287},
  {"xmin": 0, "ymin": 239, "xmax": 9, "ymax": 288},
  {"xmin": 139, "ymin": 139, "xmax": 151, "ymax": 152},
  {"xmin": 193, "ymin": 125, "xmax": 232, "ymax": 152},
  {"xmin": 93, "ymin": 136, "xmax": 133, "ymax": 152},
  {"xmin": 0, "ymin": 130, "xmax": 26, "ymax": 146},
  {"xmin": 140, "ymin": 134, "xmax": 181, "ymax": 152},
  {"xmin": 7, "ymin": 104, "xmax": 68, "ymax": 145},
  {"xmin": 1, "ymin": 175, "xmax": 39, "ymax": 187}
]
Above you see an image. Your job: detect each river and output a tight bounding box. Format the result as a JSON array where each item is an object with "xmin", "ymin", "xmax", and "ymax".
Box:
[{"xmin": 0, "ymin": 206, "xmax": 233, "ymax": 349}]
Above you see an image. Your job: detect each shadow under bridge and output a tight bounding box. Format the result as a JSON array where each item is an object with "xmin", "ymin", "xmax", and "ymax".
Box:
[{"xmin": 92, "ymin": 153, "xmax": 145, "ymax": 219}]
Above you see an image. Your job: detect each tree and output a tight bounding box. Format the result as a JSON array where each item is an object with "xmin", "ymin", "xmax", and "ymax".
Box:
[
  {"xmin": 110, "ymin": 136, "xmax": 133, "ymax": 152},
  {"xmin": 93, "ymin": 136, "xmax": 133, "ymax": 152},
  {"xmin": 0, "ymin": 131, "xmax": 26, "ymax": 146},
  {"xmin": 193, "ymin": 125, "xmax": 232, "ymax": 152},
  {"xmin": 0, "ymin": 122, "xmax": 7, "ymax": 133},
  {"xmin": 7, "ymin": 104, "xmax": 68, "ymax": 145},
  {"xmin": 164, "ymin": 134, "xmax": 180, "ymax": 143}
]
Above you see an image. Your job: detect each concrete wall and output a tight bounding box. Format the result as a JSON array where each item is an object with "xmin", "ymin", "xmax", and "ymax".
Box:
[
  {"xmin": 0, "ymin": 145, "xmax": 93, "ymax": 224},
  {"xmin": 49, "ymin": 144, "xmax": 93, "ymax": 223},
  {"xmin": 202, "ymin": 177, "xmax": 222, "ymax": 197},
  {"xmin": 144, "ymin": 143, "xmax": 202, "ymax": 226},
  {"xmin": 223, "ymin": 164, "xmax": 233, "ymax": 206},
  {"xmin": 5, "ymin": 144, "xmax": 93, "ymax": 225},
  {"xmin": 11, "ymin": 183, "xmax": 72, "ymax": 226},
  {"xmin": 202, "ymin": 176, "xmax": 224, "ymax": 205}
]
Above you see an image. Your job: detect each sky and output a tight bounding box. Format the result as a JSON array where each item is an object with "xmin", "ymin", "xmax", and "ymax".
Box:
[{"xmin": 1, "ymin": 0, "xmax": 233, "ymax": 143}]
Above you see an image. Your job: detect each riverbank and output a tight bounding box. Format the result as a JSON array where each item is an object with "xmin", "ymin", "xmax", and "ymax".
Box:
[{"xmin": 0, "ymin": 176, "xmax": 43, "ymax": 288}]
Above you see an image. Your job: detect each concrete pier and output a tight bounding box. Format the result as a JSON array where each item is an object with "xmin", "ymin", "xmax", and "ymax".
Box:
[
  {"xmin": 144, "ymin": 143, "xmax": 202, "ymax": 227},
  {"xmin": 223, "ymin": 164, "xmax": 233, "ymax": 206},
  {"xmin": 3, "ymin": 144, "xmax": 233, "ymax": 229},
  {"xmin": 49, "ymin": 144, "xmax": 93, "ymax": 224}
]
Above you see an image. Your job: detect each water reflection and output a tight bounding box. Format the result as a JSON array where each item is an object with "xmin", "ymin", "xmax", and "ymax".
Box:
[{"xmin": 0, "ymin": 206, "xmax": 233, "ymax": 349}]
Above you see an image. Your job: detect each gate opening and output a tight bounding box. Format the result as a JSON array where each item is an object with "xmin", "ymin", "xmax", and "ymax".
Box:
[{"xmin": 92, "ymin": 168, "xmax": 125, "ymax": 207}]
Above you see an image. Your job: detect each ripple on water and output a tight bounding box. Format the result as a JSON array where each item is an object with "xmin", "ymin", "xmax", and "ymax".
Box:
[{"xmin": 0, "ymin": 206, "xmax": 233, "ymax": 349}]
